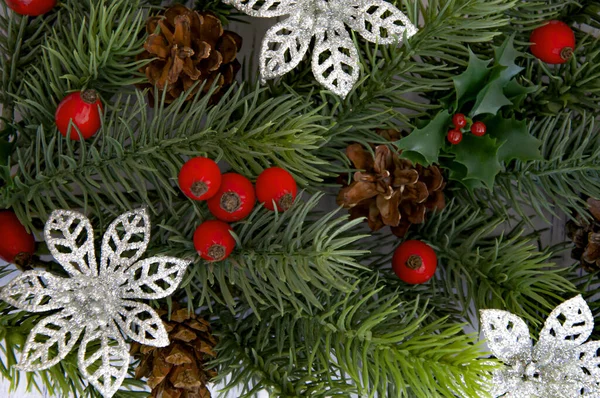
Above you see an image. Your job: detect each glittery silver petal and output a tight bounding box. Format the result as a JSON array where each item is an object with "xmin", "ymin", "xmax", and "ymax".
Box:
[
  {"xmin": 344, "ymin": 0, "xmax": 418, "ymax": 45},
  {"xmin": 16, "ymin": 310, "xmax": 82, "ymax": 371},
  {"xmin": 0, "ymin": 270, "xmax": 66, "ymax": 312},
  {"xmin": 100, "ymin": 208, "xmax": 150, "ymax": 276},
  {"xmin": 78, "ymin": 324, "xmax": 129, "ymax": 398},
  {"xmin": 45, "ymin": 209, "xmax": 97, "ymax": 277},
  {"xmin": 260, "ymin": 10, "xmax": 315, "ymax": 82},
  {"xmin": 222, "ymin": 0, "xmax": 298, "ymax": 17},
  {"xmin": 480, "ymin": 309, "xmax": 532, "ymax": 365},
  {"xmin": 312, "ymin": 18, "xmax": 360, "ymax": 97},
  {"xmin": 534, "ymin": 295, "xmax": 594, "ymax": 362},
  {"xmin": 571, "ymin": 341, "xmax": 600, "ymax": 387},
  {"xmin": 115, "ymin": 300, "xmax": 169, "ymax": 347},
  {"xmin": 120, "ymin": 256, "xmax": 191, "ymax": 300}
]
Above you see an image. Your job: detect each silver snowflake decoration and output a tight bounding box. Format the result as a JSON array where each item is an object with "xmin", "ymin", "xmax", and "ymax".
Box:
[
  {"xmin": 480, "ymin": 295, "xmax": 600, "ymax": 398},
  {"xmin": 0, "ymin": 209, "xmax": 191, "ymax": 398},
  {"xmin": 223, "ymin": 0, "xmax": 418, "ymax": 97}
]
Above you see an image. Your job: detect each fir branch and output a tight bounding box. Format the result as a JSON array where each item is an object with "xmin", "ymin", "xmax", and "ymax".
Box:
[
  {"xmin": 212, "ymin": 277, "xmax": 497, "ymax": 398},
  {"xmin": 159, "ymin": 194, "xmax": 368, "ymax": 316}
]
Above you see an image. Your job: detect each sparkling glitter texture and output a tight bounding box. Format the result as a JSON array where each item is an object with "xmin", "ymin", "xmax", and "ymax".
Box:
[
  {"xmin": 0, "ymin": 209, "xmax": 191, "ymax": 398},
  {"xmin": 223, "ymin": 0, "xmax": 418, "ymax": 97},
  {"xmin": 480, "ymin": 295, "xmax": 600, "ymax": 397}
]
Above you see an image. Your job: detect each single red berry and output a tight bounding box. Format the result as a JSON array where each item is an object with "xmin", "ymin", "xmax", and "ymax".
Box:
[
  {"xmin": 0, "ymin": 210, "xmax": 35, "ymax": 263},
  {"xmin": 452, "ymin": 113, "xmax": 467, "ymax": 129},
  {"xmin": 178, "ymin": 157, "xmax": 222, "ymax": 201},
  {"xmin": 530, "ymin": 20, "xmax": 576, "ymax": 64},
  {"xmin": 255, "ymin": 167, "xmax": 298, "ymax": 211},
  {"xmin": 392, "ymin": 240, "xmax": 437, "ymax": 284},
  {"xmin": 447, "ymin": 129, "xmax": 463, "ymax": 145},
  {"xmin": 55, "ymin": 90, "xmax": 103, "ymax": 141},
  {"xmin": 6, "ymin": 0, "xmax": 56, "ymax": 16},
  {"xmin": 471, "ymin": 121, "xmax": 487, "ymax": 137},
  {"xmin": 207, "ymin": 173, "xmax": 256, "ymax": 222},
  {"xmin": 193, "ymin": 220, "xmax": 235, "ymax": 262}
]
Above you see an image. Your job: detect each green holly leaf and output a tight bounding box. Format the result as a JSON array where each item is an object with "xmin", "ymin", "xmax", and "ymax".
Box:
[
  {"xmin": 452, "ymin": 49, "xmax": 492, "ymax": 108},
  {"xmin": 471, "ymin": 79, "xmax": 513, "ymax": 117},
  {"xmin": 447, "ymin": 161, "xmax": 486, "ymax": 191},
  {"xmin": 504, "ymin": 80, "xmax": 538, "ymax": 108},
  {"xmin": 449, "ymin": 134, "xmax": 502, "ymax": 189},
  {"xmin": 492, "ymin": 35, "xmax": 524, "ymax": 86},
  {"xmin": 486, "ymin": 115, "xmax": 542, "ymax": 163},
  {"xmin": 396, "ymin": 111, "xmax": 451, "ymax": 166}
]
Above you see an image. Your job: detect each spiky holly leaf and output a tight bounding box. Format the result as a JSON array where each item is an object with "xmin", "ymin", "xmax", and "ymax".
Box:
[
  {"xmin": 492, "ymin": 35, "xmax": 524, "ymax": 86},
  {"xmin": 504, "ymin": 80, "xmax": 538, "ymax": 109},
  {"xmin": 448, "ymin": 161, "xmax": 486, "ymax": 191},
  {"xmin": 449, "ymin": 134, "xmax": 502, "ymax": 189},
  {"xmin": 396, "ymin": 111, "xmax": 451, "ymax": 166},
  {"xmin": 452, "ymin": 48, "xmax": 492, "ymax": 108},
  {"xmin": 486, "ymin": 115, "xmax": 542, "ymax": 163},
  {"xmin": 471, "ymin": 78, "xmax": 513, "ymax": 117}
]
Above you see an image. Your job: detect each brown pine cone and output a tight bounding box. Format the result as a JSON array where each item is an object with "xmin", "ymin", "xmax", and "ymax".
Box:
[
  {"xmin": 132, "ymin": 306, "xmax": 218, "ymax": 398},
  {"xmin": 567, "ymin": 198, "xmax": 600, "ymax": 272},
  {"xmin": 337, "ymin": 130, "xmax": 445, "ymax": 237},
  {"xmin": 138, "ymin": 4, "xmax": 242, "ymax": 104}
]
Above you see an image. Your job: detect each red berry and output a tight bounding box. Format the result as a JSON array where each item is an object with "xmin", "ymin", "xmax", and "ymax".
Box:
[
  {"xmin": 0, "ymin": 210, "xmax": 35, "ymax": 263},
  {"xmin": 178, "ymin": 157, "xmax": 222, "ymax": 201},
  {"xmin": 55, "ymin": 90, "xmax": 103, "ymax": 141},
  {"xmin": 471, "ymin": 121, "xmax": 487, "ymax": 137},
  {"xmin": 452, "ymin": 113, "xmax": 467, "ymax": 129},
  {"xmin": 256, "ymin": 167, "xmax": 298, "ymax": 211},
  {"xmin": 392, "ymin": 240, "xmax": 437, "ymax": 284},
  {"xmin": 530, "ymin": 20, "xmax": 575, "ymax": 64},
  {"xmin": 193, "ymin": 220, "xmax": 235, "ymax": 262},
  {"xmin": 447, "ymin": 129, "xmax": 463, "ymax": 145},
  {"xmin": 6, "ymin": 0, "xmax": 56, "ymax": 16},
  {"xmin": 207, "ymin": 173, "xmax": 256, "ymax": 222}
]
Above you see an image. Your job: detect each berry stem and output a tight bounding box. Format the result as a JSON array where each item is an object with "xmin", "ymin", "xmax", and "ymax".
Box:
[
  {"xmin": 190, "ymin": 181, "xmax": 208, "ymax": 198},
  {"xmin": 406, "ymin": 255, "xmax": 423, "ymax": 270},
  {"xmin": 208, "ymin": 244, "xmax": 226, "ymax": 261},
  {"xmin": 561, "ymin": 47, "xmax": 574, "ymax": 61},
  {"xmin": 81, "ymin": 89, "xmax": 99, "ymax": 104},
  {"xmin": 221, "ymin": 191, "xmax": 241, "ymax": 213},
  {"xmin": 278, "ymin": 193, "xmax": 294, "ymax": 211}
]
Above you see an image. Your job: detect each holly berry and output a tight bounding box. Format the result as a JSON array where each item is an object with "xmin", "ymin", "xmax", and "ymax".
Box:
[
  {"xmin": 0, "ymin": 210, "xmax": 35, "ymax": 264},
  {"xmin": 256, "ymin": 167, "xmax": 298, "ymax": 211},
  {"xmin": 452, "ymin": 113, "xmax": 467, "ymax": 129},
  {"xmin": 6, "ymin": 0, "xmax": 56, "ymax": 16},
  {"xmin": 447, "ymin": 129, "xmax": 463, "ymax": 145},
  {"xmin": 193, "ymin": 220, "xmax": 235, "ymax": 262},
  {"xmin": 178, "ymin": 157, "xmax": 222, "ymax": 201},
  {"xmin": 55, "ymin": 90, "xmax": 103, "ymax": 141},
  {"xmin": 207, "ymin": 173, "xmax": 256, "ymax": 222},
  {"xmin": 530, "ymin": 20, "xmax": 575, "ymax": 64},
  {"xmin": 471, "ymin": 121, "xmax": 487, "ymax": 137},
  {"xmin": 392, "ymin": 240, "xmax": 437, "ymax": 284}
]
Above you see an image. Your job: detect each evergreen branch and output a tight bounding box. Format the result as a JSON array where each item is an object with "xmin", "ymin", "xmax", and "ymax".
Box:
[
  {"xmin": 212, "ymin": 277, "xmax": 497, "ymax": 398},
  {"xmin": 160, "ymin": 194, "xmax": 368, "ymax": 316}
]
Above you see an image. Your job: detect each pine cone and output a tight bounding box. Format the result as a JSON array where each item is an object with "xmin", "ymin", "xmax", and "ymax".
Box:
[
  {"xmin": 337, "ymin": 131, "xmax": 445, "ymax": 237},
  {"xmin": 138, "ymin": 4, "xmax": 242, "ymax": 104},
  {"xmin": 132, "ymin": 306, "xmax": 218, "ymax": 398},
  {"xmin": 567, "ymin": 198, "xmax": 600, "ymax": 272}
]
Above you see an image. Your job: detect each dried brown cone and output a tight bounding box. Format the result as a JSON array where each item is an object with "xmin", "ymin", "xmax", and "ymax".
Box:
[
  {"xmin": 337, "ymin": 131, "xmax": 445, "ymax": 237},
  {"xmin": 131, "ymin": 306, "xmax": 218, "ymax": 398},
  {"xmin": 567, "ymin": 198, "xmax": 600, "ymax": 273},
  {"xmin": 138, "ymin": 4, "xmax": 242, "ymax": 104}
]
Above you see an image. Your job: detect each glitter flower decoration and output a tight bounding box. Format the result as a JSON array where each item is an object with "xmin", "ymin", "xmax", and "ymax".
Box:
[
  {"xmin": 0, "ymin": 209, "xmax": 191, "ymax": 398},
  {"xmin": 223, "ymin": 0, "xmax": 418, "ymax": 97},
  {"xmin": 480, "ymin": 295, "xmax": 600, "ymax": 397}
]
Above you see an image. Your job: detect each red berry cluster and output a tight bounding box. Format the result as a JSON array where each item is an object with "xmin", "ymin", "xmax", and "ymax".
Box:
[
  {"xmin": 178, "ymin": 158, "xmax": 298, "ymax": 262},
  {"xmin": 447, "ymin": 113, "xmax": 487, "ymax": 145}
]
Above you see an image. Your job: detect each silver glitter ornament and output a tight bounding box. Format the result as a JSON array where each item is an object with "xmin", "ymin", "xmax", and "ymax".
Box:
[
  {"xmin": 0, "ymin": 209, "xmax": 191, "ymax": 398},
  {"xmin": 480, "ymin": 295, "xmax": 600, "ymax": 398},
  {"xmin": 223, "ymin": 0, "xmax": 418, "ymax": 97}
]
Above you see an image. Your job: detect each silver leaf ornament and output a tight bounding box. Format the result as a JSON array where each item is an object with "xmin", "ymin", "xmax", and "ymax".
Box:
[
  {"xmin": 0, "ymin": 208, "xmax": 191, "ymax": 398},
  {"xmin": 223, "ymin": 0, "xmax": 418, "ymax": 97},
  {"xmin": 480, "ymin": 295, "xmax": 600, "ymax": 397}
]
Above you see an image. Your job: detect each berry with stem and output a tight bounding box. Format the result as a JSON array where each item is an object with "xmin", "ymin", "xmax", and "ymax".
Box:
[
  {"xmin": 178, "ymin": 157, "xmax": 222, "ymax": 201},
  {"xmin": 530, "ymin": 20, "xmax": 576, "ymax": 64},
  {"xmin": 193, "ymin": 220, "xmax": 235, "ymax": 262},
  {"xmin": 392, "ymin": 240, "xmax": 437, "ymax": 284},
  {"xmin": 6, "ymin": 0, "xmax": 56, "ymax": 16},
  {"xmin": 207, "ymin": 173, "xmax": 256, "ymax": 222},
  {"xmin": 256, "ymin": 167, "xmax": 298, "ymax": 211},
  {"xmin": 0, "ymin": 211, "xmax": 35, "ymax": 264},
  {"xmin": 55, "ymin": 90, "xmax": 103, "ymax": 140}
]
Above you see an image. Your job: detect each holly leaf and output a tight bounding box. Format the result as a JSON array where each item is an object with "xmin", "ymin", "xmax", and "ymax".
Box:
[
  {"xmin": 447, "ymin": 161, "xmax": 486, "ymax": 191},
  {"xmin": 470, "ymin": 78, "xmax": 513, "ymax": 117},
  {"xmin": 504, "ymin": 80, "xmax": 538, "ymax": 109},
  {"xmin": 452, "ymin": 48, "xmax": 492, "ymax": 108},
  {"xmin": 449, "ymin": 134, "xmax": 502, "ymax": 189},
  {"xmin": 486, "ymin": 115, "xmax": 542, "ymax": 163},
  {"xmin": 492, "ymin": 35, "xmax": 524, "ymax": 86},
  {"xmin": 396, "ymin": 111, "xmax": 451, "ymax": 166}
]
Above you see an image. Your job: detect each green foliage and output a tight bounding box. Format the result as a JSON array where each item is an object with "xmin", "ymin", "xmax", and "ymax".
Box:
[
  {"xmin": 213, "ymin": 277, "xmax": 498, "ymax": 398},
  {"xmin": 159, "ymin": 194, "xmax": 368, "ymax": 316}
]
